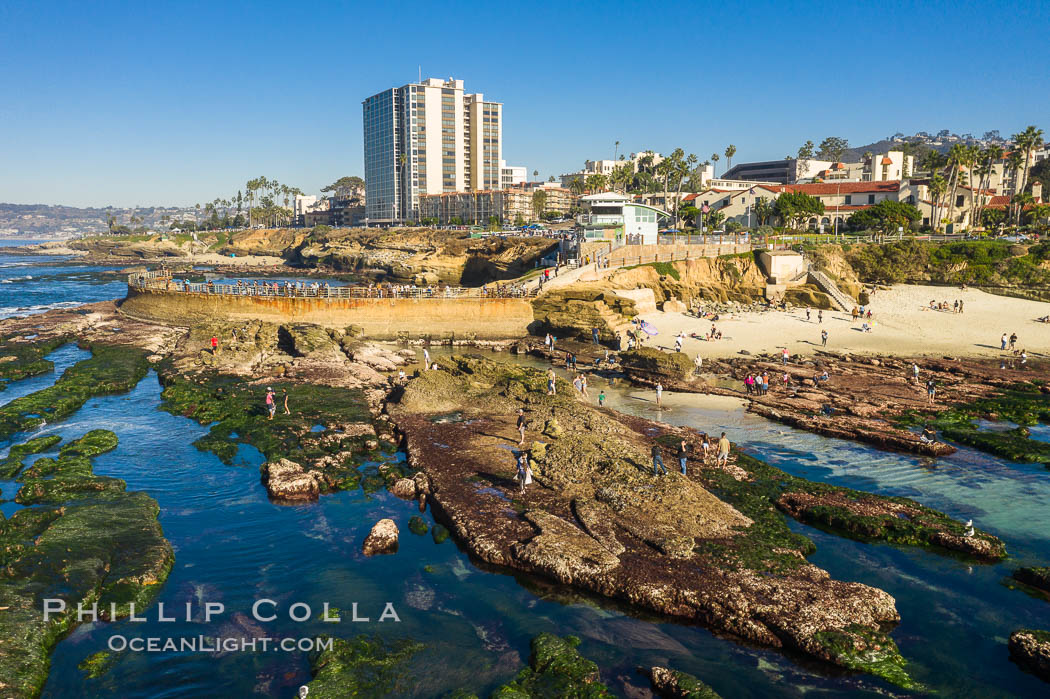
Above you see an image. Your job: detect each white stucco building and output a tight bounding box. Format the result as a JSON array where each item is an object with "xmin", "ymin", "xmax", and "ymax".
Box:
[{"xmin": 577, "ymin": 192, "xmax": 668, "ymax": 244}]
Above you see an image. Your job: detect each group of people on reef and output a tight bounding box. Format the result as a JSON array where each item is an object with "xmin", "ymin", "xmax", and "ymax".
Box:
[
  {"xmin": 651, "ymin": 432, "xmax": 731, "ymax": 476},
  {"xmin": 998, "ymin": 332, "xmax": 1028, "ymax": 369},
  {"xmin": 263, "ymin": 387, "xmax": 290, "ymax": 420}
]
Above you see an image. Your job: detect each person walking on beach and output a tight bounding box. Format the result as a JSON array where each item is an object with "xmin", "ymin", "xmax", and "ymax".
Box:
[
  {"xmin": 818, "ymin": 309, "xmax": 823, "ymax": 324},
  {"xmin": 655, "ymin": 382, "xmax": 663, "ymax": 407},
  {"xmin": 821, "ymin": 329, "xmax": 828, "ymax": 347},
  {"xmin": 926, "ymin": 378, "xmax": 937, "ymax": 403},
  {"xmin": 265, "ymin": 387, "xmax": 276, "ymax": 420},
  {"xmin": 517, "ymin": 408, "xmax": 527, "ymax": 445},
  {"xmin": 677, "ymin": 439, "xmax": 689, "ymax": 475},
  {"xmin": 652, "ymin": 443, "xmax": 668, "ymax": 475},
  {"xmin": 1009, "ymin": 332, "xmax": 1017, "ymax": 350},
  {"xmin": 782, "ymin": 347, "xmax": 790, "ymax": 365},
  {"xmin": 1001, "ymin": 333, "xmax": 1008, "ymax": 351},
  {"xmin": 716, "ymin": 432, "xmax": 730, "ymax": 466},
  {"xmin": 806, "ymin": 308, "xmax": 811, "ymax": 322}
]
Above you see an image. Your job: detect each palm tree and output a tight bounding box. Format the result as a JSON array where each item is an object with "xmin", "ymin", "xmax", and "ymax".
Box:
[
  {"xmin": 724, "ymin": 145, "xmax": 737, "ymax": 173},
  {"xmin": 614, "ymin": 140, "xmax": 620, "ymax": 161},
  {"xmin": 1013, "ymin": 191, "xmax": 1035, "ymax": 226},
  {"xmin": 533, "ymin": 170, "xmax": 539, "ymax": 182},
  {"xmin": 1012, "ymin": 125, "xmax": 1045, "ymax": 196},
  {"xmin": 710, "ymin": 153, "xmax": 720, "ymax": 176},
  {"xmin": 569, "ymin": 178, "xmax": 585, "ymax": 197},
  {"xmin": 673, "ymin": 153, "xmax": 698, "ymax": 227},
  {"xmin": 928, "ymin": 174, "xmax": 947, "ymax": 231}
]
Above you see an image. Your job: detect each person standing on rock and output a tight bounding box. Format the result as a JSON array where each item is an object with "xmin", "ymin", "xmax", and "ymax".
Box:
[
  {"xmin": 693, "ymin": 354, "xmax": 702, "ymax": 375},
  {"xmin": 592, "ymin": 327, "xmax": 600, "ymax": 345},
  {"xmin": 598, "ymin": 389, "xmax": 606, "ymax": 407},
  {"xmin": 655, "ymin": 382, "xmax": 663, "ymax": 407},
  {"xmin": 821, "ymin": 329, "xmax": 828, "ymax": 347},
  {"xmin": 423, "ymin": 347, "xmax": 431, "ymax": 371},
  {"xmin": 651, "ymin": 443, "xmax": 668, "ymax": 475},
  {"xmin": 211, "ymin": 336, "xmax": 219, "ymax": 355},
  {"xmin": 782, "ymin": 347, "xmax": 790, "ymax": 365},
  {"xmin": 926, "ymin": 378, "xmax": 937, "ymax": 403},
  {"xmin": 547, "ymin": 369, "xmax": 556, "ymax": 396},
  {"xmin": 677, "ymin": 439, "xmax": 689, "ymax": 475},
  {"xmin": 912, "ymin": 363, "xmax": 920, "ymax": 383},
  {"xmin": 282, "ymin": 389, "xmax": 290, "ymax": 416},
  {"xmin": 517, "ymin": 408, "xmax": 527, "ymax": 445},
  {"xmin": 716, "ymin": 432, "xmax": 731, "ymax": 466},
  {"xmin": 265, "ymin": 388, "xmax": 276, "ymax": 420}
]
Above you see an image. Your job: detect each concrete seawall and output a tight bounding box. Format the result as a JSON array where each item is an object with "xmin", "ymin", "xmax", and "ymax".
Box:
[{"xmin": 121, "ymin": 287, "xmax": 535, "ymax": 340}]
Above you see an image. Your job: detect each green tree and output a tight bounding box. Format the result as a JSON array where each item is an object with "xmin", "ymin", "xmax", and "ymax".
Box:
[
  {"xmin": 796, "ymin": 140, "xmax": 815, "ymax": 179},
  {"xmin": 1012, "ymin": 125, "xmax": 1045, "ymax": 198},
  {"xmin": 752, "ymin": 198, "xmax": 775, "ymax": 225},
  {"xmin": 817, "ymin": 137, "xmax": 850, "ymax": 163},
  {"xmin": 532, "ymin": 189, "xmax": 548, "ymax": 220},
  {"xmin": 569, "ymin": 178, "xmax": 585, "ymax": 197},
  {"xmin": 846, "ymin": 200, "xmax": 921, "ymax": 233},
  {"xmin": 928, "ymin": 173, "xmax": 947, "ymax": 230},
  {"xmin": 774, "ymin": 191, "xmax": 825, "ymax": 230}
]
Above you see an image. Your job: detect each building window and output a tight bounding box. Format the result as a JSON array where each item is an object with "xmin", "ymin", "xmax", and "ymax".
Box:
[
  {"xmin": 845, "ymin": 195, "xmax": 852, "ymax": 205},
  {"xmin": 868, "ymin": 194, "xmax": 875, "ymax": 204}
]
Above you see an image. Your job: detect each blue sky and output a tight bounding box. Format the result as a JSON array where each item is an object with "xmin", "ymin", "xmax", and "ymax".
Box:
[{"xmin": 2, "ymin": 0, "xmax": 1048, "ymax": 207}]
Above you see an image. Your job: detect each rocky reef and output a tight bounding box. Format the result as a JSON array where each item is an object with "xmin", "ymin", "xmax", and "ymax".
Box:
[
  {"xmin": 304, "ymin": 635, "xmax": 424, "ymax": 696},
  {"xmin": 491, "ymin": 634, "xmax": 611, "ymax": 698},
  {"xmin": 648, "ymin": 666, "xmax": 721, "ymax": 698},
  {"xmin": 1009, "ymin": 629, "xmax": 1050, "ymax": 682},
  {"xmin": 0, "ymin": 335, "xmax": 68, "ymax": 390},
  {"xmin": 383, "ymin": 355, "xmax": 1004, "ymax": 686},
  {"xmin": 0, "ymin": 429, "xmax": 173, "ymax": 698}
]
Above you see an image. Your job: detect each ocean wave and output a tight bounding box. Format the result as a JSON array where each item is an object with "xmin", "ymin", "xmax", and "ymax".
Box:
[
  {"xmin": 0, "ymin": 301, "xmax": 83, "ymax": 319},
  {"xmin": 1, "ymin": 275, "xmax": 33, "ymax": 283}
]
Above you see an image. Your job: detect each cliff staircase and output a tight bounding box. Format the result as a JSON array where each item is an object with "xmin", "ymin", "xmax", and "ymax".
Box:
[{"xmin": 808, "ymin": 269, "xmax": 854, "ymax": 312}]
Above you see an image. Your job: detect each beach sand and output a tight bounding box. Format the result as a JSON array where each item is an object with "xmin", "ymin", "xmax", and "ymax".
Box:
[{"xmin": 637, "ymin": 284, "xmax": 1050, "ymax": 360}]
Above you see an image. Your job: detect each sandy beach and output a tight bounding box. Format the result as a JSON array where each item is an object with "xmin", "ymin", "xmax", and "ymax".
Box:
[{"xmin": 638, "ymin": 284, "xmax": 1050, "ymax": 360}]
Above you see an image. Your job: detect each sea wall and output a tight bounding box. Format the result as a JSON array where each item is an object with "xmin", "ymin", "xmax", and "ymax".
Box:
[{"xmin": 121, "ymin": 287, "xmax": 534, "ymax": 340}]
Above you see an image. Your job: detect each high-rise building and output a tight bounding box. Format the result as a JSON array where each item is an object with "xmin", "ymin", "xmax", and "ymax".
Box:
[{"xmin": 362, "ymin": 77, "xmax": 502, "ymax": 224}]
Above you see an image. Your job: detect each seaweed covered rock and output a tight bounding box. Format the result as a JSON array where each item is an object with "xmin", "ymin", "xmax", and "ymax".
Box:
[
  {"xmin": 304, "ymin": 635, "xmax": 424, "ymax": 697},
  {"xmin": 1009, "ymin": 629, "xmax": 1050, "ymax": 682},
  {"xmin": 0, "ymin": 335, "xmax": 67, "ymax": 388},
  {"xmin": 492, "ymin": 634, "xmax": 611, "ymax": 698},
  {"xmin": 0, "ymin": 344, "xmax": 149, "ymax": 439},
  {"xmin": 619, "ymin": 347, "xmax": 696, "ymax": 390},
  {"xmin": 648, "ymin": 666, "xmax": 721, "ymax": 698},
  {"xmin": 811, "ymin": 624, "xmax": 916, "ymax": 690},
  {"xmin": 1014, "ymin": 567, "xmax": 1050, "ymax": 596},
  {"xmin": 0, "ymin": 434, "xmax": 62, "ymax": 478},
  {"xmin": 363, "ymin": 519, "xmax": 399, "ymax": 556},
  {"xmin": 15, "ymin": 429, "xmax": 126, "ymax": 505}
]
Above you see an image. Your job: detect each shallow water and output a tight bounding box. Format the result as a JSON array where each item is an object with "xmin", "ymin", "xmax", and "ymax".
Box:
[{"xmin": 1, "ymin": 256, "xmax": 1048, "ymax": 696}]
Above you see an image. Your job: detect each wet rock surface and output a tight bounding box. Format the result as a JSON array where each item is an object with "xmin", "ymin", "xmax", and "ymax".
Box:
[
  {"xmin": 649, "ymin": 666, "xmax": 721, "ymax": 698},
  {"xmin": 1009, "ymin": 629, "xmax": 1050, "ymax": 682},
  {"xmin": 387, "ymin": 355, "xmax": 936, "ymax": 686},
  {"xmin": 362, "ymin": 519, "xmax": 399, "ymax": 556}
]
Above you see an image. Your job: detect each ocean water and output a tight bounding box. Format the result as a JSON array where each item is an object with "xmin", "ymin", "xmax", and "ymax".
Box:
[{"xmin": 1, "ymin": 250, "xmax": 1048, "ymax": 697}]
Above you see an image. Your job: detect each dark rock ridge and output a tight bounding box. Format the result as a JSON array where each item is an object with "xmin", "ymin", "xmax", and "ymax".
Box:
[{"xmin": 649, "ymin": 666, "xmax": 721, "ymax": 698}]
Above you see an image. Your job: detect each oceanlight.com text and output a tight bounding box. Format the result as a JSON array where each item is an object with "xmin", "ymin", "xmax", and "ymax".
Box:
[{"xmin": 106, "ymin": 635, "xmax": 335, "ymax": 653}]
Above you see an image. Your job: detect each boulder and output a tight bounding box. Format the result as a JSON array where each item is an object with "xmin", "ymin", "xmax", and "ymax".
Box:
[
  {"xmin": 661, "ymin": 298, "xmax": 687, "ymax": 313},
  {"xmin": 1009, "ymin": 629, "xmax": 1050, "ymax": 681},
  {"xmin": 390, "ymin": 478, "xmax": 417, "ymax": 499},
  {"xmin": 262, "ymin": 458, "xmax": 319, "ymax": 501},
  {"xmin": 649, "ymin": 666, "xmax": 722, "ymax": 698},
  {"xmin": 363, "ymin": 518, "xmax": 399, "ymax": 556}
]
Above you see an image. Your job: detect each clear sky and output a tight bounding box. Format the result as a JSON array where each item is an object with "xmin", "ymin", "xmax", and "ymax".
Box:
[{"xmin": 2, "ymin": 0, "xmax": 1047, "ymax": 207}]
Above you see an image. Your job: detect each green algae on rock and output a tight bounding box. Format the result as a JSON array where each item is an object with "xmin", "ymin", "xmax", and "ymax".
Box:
[
  {"xmin": 0, "ymin": 428, "xmax": 173, "ymax": 698},
  {"xmin": 77, "ymin": 650, "xmax": 117, "ymax": 679},
  {"xmin": 0, "ymin": 343, "xmax": 149, "ymax": 440},
  {"xmin": 304, "ymin": 635, "xmax": 424, "ymax": 697},
  {"xmin": 408, "ymin": 515, "xmax": 429, "ymax": 536},
  {"xmin": 898, "ymin": 385, "xmax": 1050, "ymax": 466},
  {"xmin": 492, "ymin": 634, "xmax": 611, "ymax": 698},
  {"xmin": 0, "ymin": 434, "xmax": 62, "ymax": 479},
  {"xmin": 158, "ymin": 372, "xmax": 381, "ymax": 493},
  {"xmin": 812, "ymin": 624, "xmax": 918, "ymax": 690},
  {"xmin": 0, "ymin": 336, "xmax": 68, "ymax": 390},
  {"xmin": 648, "ymin": 666, "xmax": 722, "ymax": 699}
]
